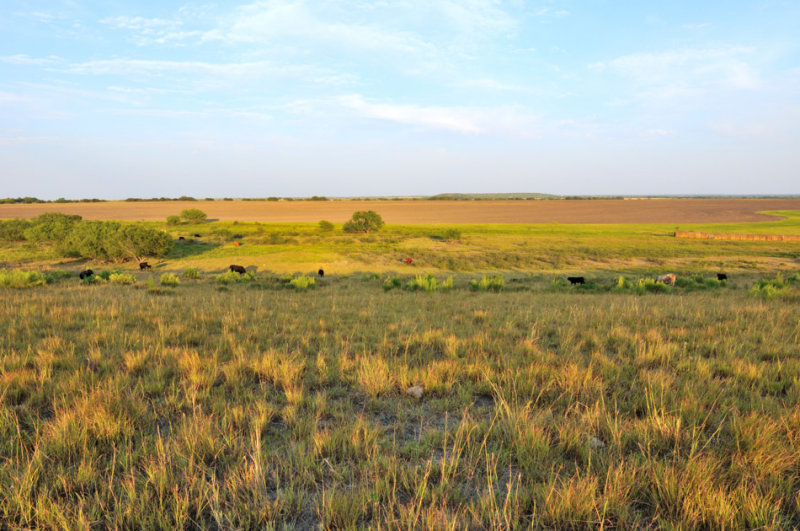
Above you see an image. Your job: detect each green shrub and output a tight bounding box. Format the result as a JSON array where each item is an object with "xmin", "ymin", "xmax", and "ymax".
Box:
[
  {"xmin": 406, "ymin": 274, "xmax": 452, "ymax": 292},
  {"xmin": 470, "ymin": 275, "xmax": 504, "ymax": 292},
  {"xmin": 318, "ymin": 220, "xmax": 335, "ymax": 232},
  {"xmin": 180, "ymin": 208, "xmax": 207, "ymax": 224},
  {"xmin": 183, "ymin": 268, "xmax": 200, "ymax": 279},
  {"xmin": 0, "ymin": 219, "xmax": 32, "ymax": 241},
  {"xmin": 159, "ymin": 273, "xmax": 181, "ymax": 286},
  {"xmin": 109, "ymin": 273, "xmax": 136, "ymax": 285},
  {"xmin": 0, "ymin": 269, "xmax": 47, "ymax": 288},
  {"xmin": 749, "ymin": 274, "xmax": 796, "ymax": 299},
  {"xmin": 166, "ymin": 215, "xmax": 181, "ymax": 225},
  {"xmin": 360, "ymin": 272, "xmax": 380, "ymax": 281},
  {"xmin": 383, "ymin": 276, "xmax": 402, "ymax": 291},
  {"xmin": 289, "ymin": 275, "xmax": 315, "ymax": 291},
  {"xmin": 44, "ymin": 270, "xmax": 71, "ymax": 283},
  {"xmin": 343, "ymin": 210, "xmax": 384, "ymax": 233},
  {"xmin": 81, "ymin": 274, "xmax": 105, "ymax": 285}
]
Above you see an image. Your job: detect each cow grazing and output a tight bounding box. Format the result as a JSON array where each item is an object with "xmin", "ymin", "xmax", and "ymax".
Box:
[
  {"xmin": 656, "ymin": 273, "xmax": 676, "ymax": 286},
  {"xmin": 567, "ymin": 276, "xmax": 585, "ymax": 285},
  {"xmin": 318, "ymin": 268, "xmax": 325, "ymax": 277},
  {"xmin": 193, "ymin": 233, "xmax": 201, "ymax": 238},
  {"xmin": 178, "ymin": 236, "xmax": 185, "ymax": 241},
  {"xmin": 717, "ymin": 273, "xmax": 727, "ymax": 281},
  {"xmin": 79, "ymin": 269, "xmax": 94, "ymax": 280},
  {"xmin": 139, "ymin": 262, "xmax": 152, "ymax": 270},
  {"xmin": 229, "ymin": 264, "xmax": 246, "ymax": 274}
]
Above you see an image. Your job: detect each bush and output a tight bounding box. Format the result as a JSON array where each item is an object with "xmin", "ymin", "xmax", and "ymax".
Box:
[
  {"xmin": 360, "ymin": 272, "xmax": 380, "ymax": 281},
  {"xmin": 343, "ymin": 210, "xmax": 384, "ymax": 233},
  {"xmin": 470, "ymin": 275, "xmax": 504, "ymax": 292},
  {"xmin": 81, "ymin": 274, "xmax": 105, "ymax": 285},
  {"xmin": 97, "ymin": 269, "xmax": 121, "ymax": 280},
  {"xmin": 24, "ymin": 213, "xmax": 82, "ymax": 246},
  {"xmin": 318, "ymin": 220, "xmax": 335, "ymax": 232},
  {"xmin": 675, "ymin": 275, "xmax": 722, "ymax": 291},
  {"xmin": 166, "ymin": 215, "xmax": 181, "ymax": 226},
  {"xmin": 749, "ymin": 274, "xmax": 797, "ymax": 299},
  {"xmin": 109, "ymin": 273, "xmax": 136, "ymax": 285},
  {"xmin": 383, "ymin": 276, "xmax": 402, "ymax": 291},
  {"xmin": 183, "ymin": 268, "xmax": 200, "ymax": 279},
  {"xmin": 0, "ymin": 219, "xmax": 32, "ymax": 241},
  {"xmin": 289, "ymin": 275, "xmax": 315, "ymax": 291},
  {"xmin": 406, "ymin": 274, "xmax": 453, "ymax": 292},
  {"xmin": 0, "ymin": 269, "xmax": 47, "ymax": 288},
  {"xmin": 159, "ymin": 273, "xmax": 180, "ymax": 286},
  {"xmin": 63, "ymin": 222, "xmax": 172, "ymax": 262},
  {"xmin": 180, "ymin": 208, "xmax": 207, "ymax": 224}
]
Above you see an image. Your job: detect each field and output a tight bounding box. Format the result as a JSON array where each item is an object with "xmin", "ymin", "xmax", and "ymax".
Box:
[
  {"xmin": 3, "ymin": 197, "xmax": 800, "ymax": 223},
  {"xmin": 1, "ymin": 200, "xmax": 800, "ymax": 528}
]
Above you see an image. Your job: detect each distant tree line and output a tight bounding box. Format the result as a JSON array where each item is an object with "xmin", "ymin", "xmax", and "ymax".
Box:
[{"xmin": 0, "ymin": 213, "xmax": 172, "ymax": 261}]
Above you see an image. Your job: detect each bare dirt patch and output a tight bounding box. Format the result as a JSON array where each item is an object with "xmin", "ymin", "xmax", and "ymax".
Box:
[{"xmin": 2, "ymin": 198, "xmax": 800, "ymax": 224}]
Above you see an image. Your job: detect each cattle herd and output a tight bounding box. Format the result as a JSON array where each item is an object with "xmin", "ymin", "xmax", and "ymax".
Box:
[{"xmin": 74, "ymin": 261, "xmax": 730, "ymax": 288}]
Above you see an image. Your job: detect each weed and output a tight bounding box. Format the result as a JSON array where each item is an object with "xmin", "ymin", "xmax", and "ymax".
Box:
[
  {"xmin": 159, "ymin": 273, "xmax": 180, "ymax": 286},
  {"xmin": 108, "ymin": 273, "xmax": 136, "ymax": 285},
  {"xmin": 470, "ymin": 275, "xmax": 504, "ymax": 292},
  {"xmin": 289, "ymin": 275, "xmax": 315, "ymax": 291}
]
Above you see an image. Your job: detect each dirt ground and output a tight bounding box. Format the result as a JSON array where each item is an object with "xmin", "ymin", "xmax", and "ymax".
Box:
[{"xmin": 1, "ymin": 198, "xmax": 799, "ymax": 224}]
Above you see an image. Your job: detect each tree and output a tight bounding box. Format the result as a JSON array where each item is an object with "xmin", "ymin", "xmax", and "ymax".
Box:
[
  {"xmin": 64, "ymin": 221, "xmax": 173, "ymax": 261},
  {"xmin": 166, "ymin": 215, "xmax": 181, "ymax": 225},
  {"xmin": 180, "ymin": 208, "xmax": 207, "ymax": 224},
  {"xmin": 343, "ymin": 210, "xmax": 384, "ymax": 233}
]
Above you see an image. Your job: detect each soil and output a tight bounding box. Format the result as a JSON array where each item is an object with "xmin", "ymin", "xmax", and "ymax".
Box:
[{"xmin": 1, "ymin": 198, "xmax": 799, "ymax": 224}]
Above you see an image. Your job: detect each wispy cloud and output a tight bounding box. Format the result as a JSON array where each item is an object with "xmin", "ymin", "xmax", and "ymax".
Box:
[
  {"xmin": 592, "ymin": 46, "xmax": 763, "ymax": 98},
  {"xmin": 339, "ymin": 94, "xmax": 538, "ymax": 135},
  {"xmin": 0, "ymin": 54, "xmax": 60, "ymax": 66}
]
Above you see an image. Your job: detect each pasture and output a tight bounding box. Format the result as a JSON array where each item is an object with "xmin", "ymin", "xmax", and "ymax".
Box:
[{"xmin": 1, "ymin": 201, "xmax": 800, "ymax": 527}]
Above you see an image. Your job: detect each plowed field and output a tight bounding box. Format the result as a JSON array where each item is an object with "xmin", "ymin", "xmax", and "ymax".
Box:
[{"xmin": 1, "ymin": 198, "xmax": 800, "ymax": 223}]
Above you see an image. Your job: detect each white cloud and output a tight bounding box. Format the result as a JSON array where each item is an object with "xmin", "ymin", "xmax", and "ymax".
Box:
[
  {"xmin": 339, "ymin": 94, "xmax": 538, "ymax": 135},
  {"xmin": 0, "ymin": 54, "xmax": 60, "ymax": 66},
  {"xmin": 592, "ymin": 47, "xmax": 764, "ymax": 100}
]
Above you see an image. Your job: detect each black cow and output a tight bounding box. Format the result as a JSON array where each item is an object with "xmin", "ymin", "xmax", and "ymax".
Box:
[
  {"xmin": 139, "ymin": 261, "xmax": 152, "ymax": 270},
  {"xmin": 178, "ymin": 236, "xmax": 185, "ymax": 241},
  {"xmin": 79, "ymin": 269, "xmax": 94, "ymax": 280},
  {"xmin": 318, "ymin": 268, "xmax": 325, "ymax": 277},
  {"xmin": 567, "ymin": 276, "xmax": 585, "ymax": 285},
  {"xmin": 193, "ymin": 233, "xmax": 201, "ymax": 238},
  {"xmin": 229, "ymin": 264, "xmax": 246, "ymax": 274},
  {"xmin": 717, "ymin": 273, "xmax": 727, "ymax": 281}
]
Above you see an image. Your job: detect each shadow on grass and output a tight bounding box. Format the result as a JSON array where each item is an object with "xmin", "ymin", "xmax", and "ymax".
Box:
[{"xmin": 165, "ymin": 241, "xmax": 221, "ymax": 260}]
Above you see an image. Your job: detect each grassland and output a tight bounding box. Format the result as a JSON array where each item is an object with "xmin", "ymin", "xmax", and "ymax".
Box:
[
  {"xmin": 1, "ymin": 273, "xmax": 800, "ymax": 528},
  {"xmin": 1, "ymin": 204, "xmax": 800, "ymax": 528}
]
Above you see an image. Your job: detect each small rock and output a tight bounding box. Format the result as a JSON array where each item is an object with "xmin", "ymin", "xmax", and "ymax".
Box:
[
  {"xmin": 588, "ymin": 436, "xmax": 605, "ymax": 450},
  {"xmin": 406, "ymin": 385, "xmax": 424, "ymax": 399}
]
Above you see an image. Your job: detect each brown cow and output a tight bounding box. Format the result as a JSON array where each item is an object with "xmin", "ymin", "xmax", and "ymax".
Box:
[{"xmin": 655, "ymin": 273, "xmax": 676, "ymax": 286}]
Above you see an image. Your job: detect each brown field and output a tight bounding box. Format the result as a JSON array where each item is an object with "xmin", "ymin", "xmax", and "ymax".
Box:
[{"xmin": 2, "ymin": 198, "xmax": 800, "ymax": 224}]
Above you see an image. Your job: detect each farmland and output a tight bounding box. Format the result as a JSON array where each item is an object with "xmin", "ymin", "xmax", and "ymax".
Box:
[
  {"xmin": 2, "ymin": 197, "xmax": 800, "ymax": 224},
  {"xmin": 1, "ymin": 200, "xmax": 800, "ymax": 528}
]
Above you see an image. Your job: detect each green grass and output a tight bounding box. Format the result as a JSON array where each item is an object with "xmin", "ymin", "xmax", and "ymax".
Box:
[{"xmin": 1, "ymin": 275, "xmax": 799, "ymax": 527}]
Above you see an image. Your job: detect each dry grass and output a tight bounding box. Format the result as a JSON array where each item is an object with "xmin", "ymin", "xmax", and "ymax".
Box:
[
  {"xmin": 1, "ymin": 277, "xmax": 799, "ymax": 528},
  {"xmin": 3, "ymin": 198, "xmax": 800, "ymax": 223}
]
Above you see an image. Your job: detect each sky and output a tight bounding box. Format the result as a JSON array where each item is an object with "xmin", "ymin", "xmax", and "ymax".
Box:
[{"xmin": 1, "ymin": 0, "xmax": 799, "ymax": 199}]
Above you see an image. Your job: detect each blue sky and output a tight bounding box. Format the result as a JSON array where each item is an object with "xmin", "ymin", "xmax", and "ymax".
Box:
[{"xmin": 1, "ymin": 1, "xmax": 799, "ymax": 199}]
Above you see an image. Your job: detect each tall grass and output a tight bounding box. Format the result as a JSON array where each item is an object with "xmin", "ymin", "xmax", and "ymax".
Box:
[{"xmin": 0, "ymin": 280, "xmax": 798, "ymax": 527}]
